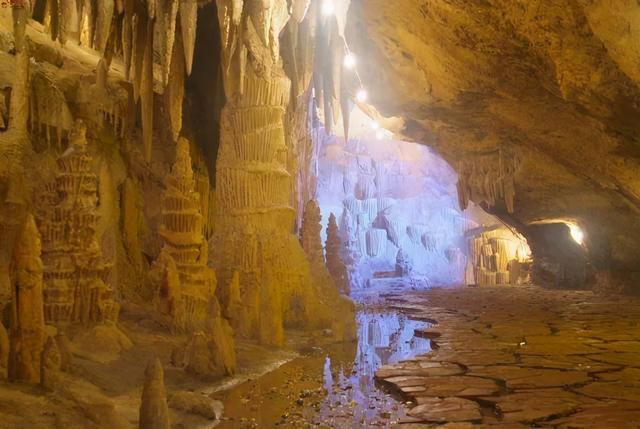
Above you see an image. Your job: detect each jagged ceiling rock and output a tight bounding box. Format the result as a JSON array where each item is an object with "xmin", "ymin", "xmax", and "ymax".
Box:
[{"xmin": 349, "ymin": 0, "xmax": 640, "ymax": 287}]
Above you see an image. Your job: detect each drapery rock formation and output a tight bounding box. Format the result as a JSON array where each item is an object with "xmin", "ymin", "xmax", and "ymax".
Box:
[
  {"xmin": 8, "ymin": 214, "xmax": 45, "ymax": 383},
  {"xmin": 350, "ymin": 0, "xmax": 640, "ymax": 292}
]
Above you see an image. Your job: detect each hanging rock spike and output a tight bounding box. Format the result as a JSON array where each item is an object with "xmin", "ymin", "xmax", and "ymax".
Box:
[
  {"xmin": 165, "ymin": 30, "xmax": 185, "ymax": 142},
  {"xmin": 179, "ymin": 0, "xmax": 197, "ymax": 75},
  {"xmin": 162, "ymin": 0, "xmax": 179, "ymax": 87},
  {"xmin": 94, "ymin": 0, "xmax": 115, "ymax": 53},
  {"xmin": 141, "ymin": 19, "xmax": 154, "ymax": 162}
]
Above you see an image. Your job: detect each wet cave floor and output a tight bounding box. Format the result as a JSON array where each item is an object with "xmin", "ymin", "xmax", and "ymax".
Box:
[
  {"xmin": 214, "ymin": 288, "xmax": 430, "ymax": 428},
  {"xmin": 214, "ymin": 283, "xmax": 640, "ymax": 429}
]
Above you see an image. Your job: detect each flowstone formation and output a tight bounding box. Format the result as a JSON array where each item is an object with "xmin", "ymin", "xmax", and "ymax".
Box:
[
  {"xmin": 8, "ymin": 214, "xmax": 45, "ymax": 383},
  {"xmin": 213, "ymin": 0, "xmax": 354, "ymax": 346},
  {"xmin": 467, "ymin": 227, "xmax": 532, "ymax": 287},
  {"xmin": 36, "ymin": 119, "xmax": 118, "ymax": 327}
]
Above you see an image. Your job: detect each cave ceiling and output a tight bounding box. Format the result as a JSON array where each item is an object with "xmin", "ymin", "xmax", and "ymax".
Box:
[{"xmin": 348, "ymin": 0, "xmax": 640, "ymax": 273}]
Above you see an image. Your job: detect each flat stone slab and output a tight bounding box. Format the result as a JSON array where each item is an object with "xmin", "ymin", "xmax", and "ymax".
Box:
[
  {"xmin": 407, "ymin": 397, "xmax": 482, "ymax": 423},
  {"xmin": 467, "ymin": 365, "xmax": 591, "ymax": 389},
  {"xmin": 577, "ymin": 382, "xmax": 640, "ymax": 401},
  {"xmin": 547, "ymin": 403, "xmax": 640, "ymax": 429},
  {"xmin": 376, "ymin": 362, "xmax": 465, "ymax": 379},
  {"xmin": 482, "ymin": 388, "xmax": 593, "ymax": 423}
]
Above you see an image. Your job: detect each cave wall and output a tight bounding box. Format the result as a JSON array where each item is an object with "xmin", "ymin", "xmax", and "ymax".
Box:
[{"xmin": 348, "ymin": 0, "xmax": 640, "ymax": 292}]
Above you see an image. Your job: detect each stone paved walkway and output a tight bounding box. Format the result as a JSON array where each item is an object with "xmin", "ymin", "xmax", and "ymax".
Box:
[{"xmin": 375, "ymin": 286, "xmax": 640, "ymax": 428}]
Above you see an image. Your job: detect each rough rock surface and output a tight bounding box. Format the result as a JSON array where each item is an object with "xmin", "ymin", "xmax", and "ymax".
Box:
[{"xmin": 350, "ymin": 0, "xmax": 640, "ymax": 291}]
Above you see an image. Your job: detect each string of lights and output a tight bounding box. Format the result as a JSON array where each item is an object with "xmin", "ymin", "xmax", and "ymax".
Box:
[{"xmin": 321, "ymin": 0, "xmax": 388, "ymax": 140}]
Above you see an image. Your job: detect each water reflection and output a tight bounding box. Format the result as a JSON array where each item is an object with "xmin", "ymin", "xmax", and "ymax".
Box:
[{"xmin": 314, "ymin": 310, "xmax": 431, "ymax": 428}]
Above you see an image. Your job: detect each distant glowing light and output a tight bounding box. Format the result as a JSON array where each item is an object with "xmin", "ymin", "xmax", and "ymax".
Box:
[
  {"xmin": 321, "ymin": 0, "xmax": 335, "ymax": 16},
  {"xmin": 375, "ymin": 129, "xmax": 385, "ymax": 140},
  {"xmin": 569, "ymin": 224, "xmax": 584, "ymax": 245},
  {"xmin": 370, "ymin": 120, "xmax": 380, "ymax": 130},
  {"xmin": 344, "ymin": 52, "xmax": 356, "ymax": 69},
  {"xmin": 356, "ymin": 88, "xmax": 368, "ymax": 102}
]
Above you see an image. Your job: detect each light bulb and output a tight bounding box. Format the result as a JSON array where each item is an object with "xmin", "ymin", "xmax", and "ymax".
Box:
[
  {"xmin": 370, "ymin": 120, "xmax": 380, "ymax": 130},
  {"xmin": 356, "ymin": 88, "xmax": 367, "ymax": 102},
  {"xmin": 344, "ymin": 52, "xmax": 356, "ymax": 69},
  {"xmin": 321, "ymin": 0, "xmax": 335, "ymax": 16},
  {"xmin": 375, "ymin": 129, "xmax": 384, "ymax": 140}
]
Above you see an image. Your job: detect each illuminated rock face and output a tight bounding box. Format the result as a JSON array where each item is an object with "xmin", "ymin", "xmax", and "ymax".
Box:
[
  {"xmin": 36, "ymin": 120, "xmax": 118, "ymax": 327},
  {"xmin": 350, "ymin": 0, "xmax": 640, "ymax": 291},
  {"xmin": 317, "ymin": 135, "xmax": 468, "ymax": 287}
]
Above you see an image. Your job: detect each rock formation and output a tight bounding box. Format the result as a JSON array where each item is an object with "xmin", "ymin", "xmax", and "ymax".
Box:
[
  {"xmin": 468, "ymin": 227, "xmax": 531, "ymax": 287},
  {"xmin": 8, "ymin": 214, "xmax": 46, "ymax": 383},
  {"xmin": 395, "ymin": 249, "xmax": 413, "ymax": 278},
  {"xmin": 301, "ymin": 200, "xmax": 325, "ymax": 266},
  {"xmin": 154, "ymin": 137, "xmax": 229, "ymax": 339},
  {"xmin": 40, "ymin": 336, "xmax": 62, "ymax": 391},
  {"xmin": 325, "ymin": 213, "xmax": 349, "ymax": 295},
  {"xmin": 37, "ymin": 119, "xmax": 118, "ymax": 327},
  {"xmin": 0, "ymin": 322, "xmax": 8, "ymax": 380},
  {"xmin": 213, "ymin": 1, "xmax": 355, "ymax": 346},
  {"xmin": 139, "ymin": 358, "xmax": 170, "ymax": 429}
]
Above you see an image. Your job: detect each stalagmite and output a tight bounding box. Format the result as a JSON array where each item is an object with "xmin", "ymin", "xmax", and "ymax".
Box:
[
  {"xmin": 326, "ymin": 213, "xmax": 349, "ymax": 295},
  {"xmin": 139, "ymin": 358, "xmax": 170, "ymax": 429},
  {"xmin": 40, "ymin": 336, "xmax": 62, "ymax": 391},
  {"xmin": 8, "ymin": 215, "xmax": 46, "ymax": 383},
  {"xmin": 179, "ymin": 0, "xmax": 197, "ymax": 75},
  {"xmin": 301, "ymin": 200, "xmax": 325, "ymax": 265},
  {"xmin": 165, "ymin": 31, "xmax": 185, "ymax": 142},
  {"xmin": 94, "ymin": 0, "xmax": 115, "ymax": 53},
  {"xmin": 0, "ymin": 322, "xmax": 8, "ymax": 380},
  {"xmin": 140, "ymin": 20, "xmax": 154, "ymax": 162}
]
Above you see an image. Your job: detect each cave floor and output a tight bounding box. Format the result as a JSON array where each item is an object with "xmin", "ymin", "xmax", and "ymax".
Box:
[
  {"xmin": 374, "ymin": 285, "xmax": 640, "ymax": 428},
  {"xmin": 215, "ymin": 284, "xmax": 640, "ymax": 428}
]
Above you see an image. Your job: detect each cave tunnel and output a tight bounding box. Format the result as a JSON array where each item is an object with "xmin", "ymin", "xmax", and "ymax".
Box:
[{"xmin": 0, "ymin": 0, "xmax": 639, "ymax": 428}]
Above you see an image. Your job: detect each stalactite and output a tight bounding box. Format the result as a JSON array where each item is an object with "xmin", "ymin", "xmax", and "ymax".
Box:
[
  {"xmin": 78, "ymin": 0, "xmax": 94, "ymax": 47},
  {"xmin": 57, "ymin": 0, "xmax": 74, "ymax": 45},
  {"xmin": 456, "ymin": 149, "xmax": 519, "ymax": 214},
  {"xmin": 94, "ymin": 0, "xmax": 114, "ymax": 53},
  {"xmin": 179, "ymin": 0, "xmax": 197, "ymax": 75},
  {"xmin": 140, "ymin": 19, "xmax": 154, "ymax": 162},
  {"xmin": 161, "ymin": 0, "xmax": 179, "ymax": 86},
  {"xmin": 165, "ymin": 29, "xmax": 185, "ymax": 142},
  {"xmin": 12, "ymin": 1, "xmax": 28, "ymax": 53},
  {"xmin": 44, "ymin": 0, "xmax": 59, "ymax": 42}
]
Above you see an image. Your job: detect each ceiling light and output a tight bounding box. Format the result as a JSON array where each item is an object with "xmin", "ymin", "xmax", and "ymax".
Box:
[
  {"xmin": 356, "ymin": 88, "xmax": 367, "ymax": 103},
  {"xmin": 344, "ymin": 52, "xmax": 356, "ymax": 69},
  {"xmin": 321, "ymin": 0, "xmax": 335, "ymax": 16}
]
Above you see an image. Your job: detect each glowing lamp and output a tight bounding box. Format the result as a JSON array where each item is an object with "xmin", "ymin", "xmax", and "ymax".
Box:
[
  {"xmin": 375, "ymin": 129, "xmax": 385, "ymax": 140},
  {"xmin": 370, "ymin": 120, "xmax": 380, "ymax": 130},
  {"xmin": 344, "ymin": 52, "xmax": 356, "ymax": 69},
  {"xmin": 569, "ymin": 224, "xmax": 584, "ymax": 245},
  {"xmin": 321, "ymin": 0, "xmax": 335, "ymax": 16},
  {"xmin": 356, "ymin": 88, "xmax": 367, "ymax": 103}
]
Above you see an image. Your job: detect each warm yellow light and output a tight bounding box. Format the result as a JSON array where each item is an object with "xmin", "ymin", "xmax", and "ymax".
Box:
[
  {"xmin": 321, "ymin": 0, "xmax": 335, "ymax": 16},
  {"xmin": 569, "ymin": 224, "xmax": 584, "ymax": 245},
  {"xmin": 344, "ymin": 52, "xmax": 356, "ymax": 69},
  {"xmin": 356, "ymin": 88, "xmax": 367, "ymax": 102}
]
